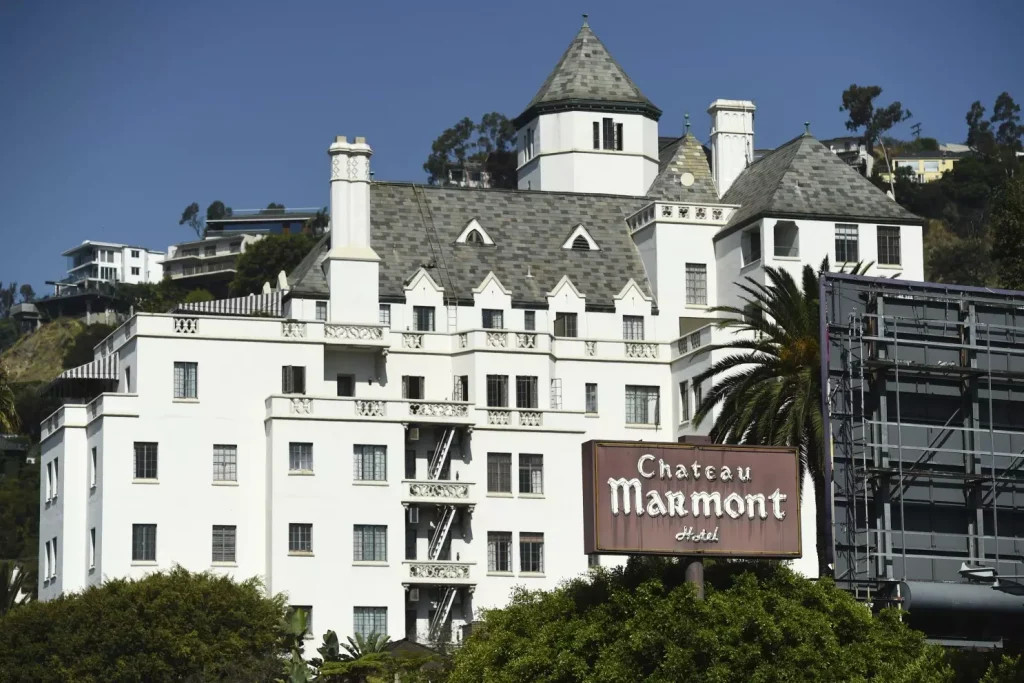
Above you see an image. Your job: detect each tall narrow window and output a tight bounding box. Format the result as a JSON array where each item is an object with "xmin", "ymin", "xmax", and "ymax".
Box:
[
  {"xmin": 486, "ymin": 375, "xmax": 508, "ymax": 407},
  {"xmin": 615, "ymin": 123, "xmax": 623, "ymax": 151},
  {"xmin": 134, "ymin": 442, "xmax": 158, "ymax": 480},
  {"xmin": 835, "ymin": 224, "xmax": 859, "ymax": 263},
  {"xmin": 773, "ymin": 221, "xmax": 799, "ymax": 258},
  {"xmin": 379, "ymin": 304, "xmax": 391, "ymax": 326},
  {"xmin": 336, "ymin": 374, "xmax": 355, "ymax": 397},
  {"xmin": 173, "ymin": 362, "xmax": 198, "ymax": 399},
  {"xmin": 90, "ymin": 447, "xmax": 97, "ymax": 488},
  {"xmin": 213, "ymin": 444, "xmax": 237, "ymax": 482},
  {"xmin": 413, "ymin": 306, "xmax": 435, "ymax": 332},
  {"xmin": 625, "ymin": 385, "xmax": 660, "ymax": 425},
  {"xmin": 482, "ymin": 309, "xmax": 504, "ymax": 329},
  {"xmin": 520, "ymin": 533, "xmax": 544, "ymax": 573},
  {"xmin": 46, "ymin": 462, "xmax": 52, "ymax": 501},
  {"xmin": 405, "ymin": 449, "xmax": 417, "ymax": 479},
  {"xmin": 212, "ymin": 525, "xmax": 237, "ymax": 563},
  {"xmin": 354, "ymin": 445, "xmax": 387, "ymax": 482},
  {"xmin": 289, "ymin": 442, "xmax": 313, "ymax": 472},
  {"xmin": 51, "ymin": 537, "xmax": 58, "ymax": 577},
  {"xmin": 44, "ymin": 540, "xmax": 51, "ymax": 580},
  {"xmin": 679, "ymin": 381, "xmax": 690, "ymax": 422},
  {"xmin": 877, "ymin": 226, "xmax": 901, "ymax": 265},
  {"xmin": 132, "ymin": 524, "xmax": 157, "ymax": 562},
  {"xmin": 405, "ymin": 526, "xmax": 417, "ymax": 560},
  {"xmin": 488, "ymin": 532, "xmax": 512, "ymax": 572},
  {"xmin": 519, "ymin": 454, "xmax": 543, "ymax": 494},
  {"xmin": 685, "ymin": 264, "xmax": 707, "ymax": 305},
  {"xmin": 315, "ymin": 301, "xmax": 328, "ymax": 321},
  {"xmin": 554, "ymin": 312, "xmax": 578, "ymax": 338},
  {"xmin": 353, "ymin": 525, "xmax": 387, "ymax": 562},
  {"xmin": 89, "ymin": 528, "xmax": 96, "ymax": 569},
  {"xmin": 281, "ymin": 366, "xmax": 306, "ymax": 395},
  {"xmin": 402, "ymin": 376, "xmax": 425, "ymax": 400},
  {"xmin": 523, "ymin": 310, "xmax": 536, "ymax": 331},
  {"xmin": 453, "ymin": 375, "xmax": 468, "ymax": 402},
  {"xmin": 289, "ymin": 523, "xmax": 313, "ymax": 553},
  {"xmin": 693, "ymin": 382, "xmax": 703, "ymax": 414},
  {"xmin": 592, "ymin": 121, "xmax": 600, "ymax": 150},
  {"xmin": 602, "ymin": 118, "xmax": 613, "ymax": 150},
  {"xmin": 487, "ymin": 453, "xmax": 512, "ymax": 493},
  {"xmin": 353, "ymin": 607, "xmax": 387, "ymax": 639},
  {"xmin": 622, "ymin": 315, "xmax": 645, "ymax": 340},
  {"xmin": 515, "ymin": 376, "xmax": 538, "ymax": 409},
  {"xmin": 585, "ymin": 383, "xmax": 598, "ymax": 413}
]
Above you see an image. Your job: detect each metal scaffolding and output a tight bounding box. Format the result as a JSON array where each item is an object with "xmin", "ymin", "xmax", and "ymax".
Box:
[{"xmin": 823, "ymin": 274, "xmax": 1024, "ymax": 614}]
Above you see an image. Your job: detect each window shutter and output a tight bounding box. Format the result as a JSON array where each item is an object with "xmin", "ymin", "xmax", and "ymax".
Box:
[
  {"xmin": 282, "ymin": 367, "xmax": 291, "ymax": 394},
  {"xmin": 592, "ymin": 121, "xmax": 600, "ymax": 149},
  {"xmin": 295, "ymin": 367, "xmax": 305, "ymax": 395},
  {"xmin": 615, "ymin": 123, "xmax": 623, "ymax": 151}
]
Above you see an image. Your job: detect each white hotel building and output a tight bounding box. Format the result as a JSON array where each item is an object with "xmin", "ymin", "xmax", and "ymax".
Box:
[{"xmin": 38, "ymin": 20, "xmax": 924, "ymax": 644}]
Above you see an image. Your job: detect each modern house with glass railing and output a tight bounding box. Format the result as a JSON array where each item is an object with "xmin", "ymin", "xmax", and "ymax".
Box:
[
  {"xmin": 53, "ymin": 240, "xmax": 165, "ymax": 295},
  {"xmin": 37, "ymin": 19, "xmax": 925, "ymax": 648}
]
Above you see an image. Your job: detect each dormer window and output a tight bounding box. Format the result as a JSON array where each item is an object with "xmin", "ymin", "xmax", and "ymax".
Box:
[
  {"xmin": 456, "ymin": 219, "xmax": 494, "ymax": 245},
  {"xmin": 571, "ymin": 235, "xmax": 590, "ymax": 250},
  {"xmin": 562, "ymin": 224, "xmax": 599, "ymax": 251},
  {"xmin": 593, "ymin": 119, "xmax": 623, "ymax": 151},
  {"xmin": 466, "ymin": 230, "xmax": 484, "ymax": 245}
]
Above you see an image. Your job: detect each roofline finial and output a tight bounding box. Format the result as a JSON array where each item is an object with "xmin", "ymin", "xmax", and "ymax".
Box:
[
  {"xmin": 582, "ymin": 13, "xmax": 589, "ymax": 27},
  {"xmin": 684, "ymin": 112, "xmax": 690, "ymax": 135},
  {"xmin": 804, "ymin": 121, "xmax": 811, "ymax": 136}
]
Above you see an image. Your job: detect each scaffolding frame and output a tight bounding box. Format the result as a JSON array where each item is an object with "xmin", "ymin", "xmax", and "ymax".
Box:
[{"xmin": 823, "ymin": 274, "xmax": 1024, "ymax": 603}]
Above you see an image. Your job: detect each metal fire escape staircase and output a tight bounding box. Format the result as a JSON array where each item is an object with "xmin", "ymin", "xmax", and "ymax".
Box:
[{"xmin": 429, "ymin": 586, "xmax": 458, "ymax": 642}]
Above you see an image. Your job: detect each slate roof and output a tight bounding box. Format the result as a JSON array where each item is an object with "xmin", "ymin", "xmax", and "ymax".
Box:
[
  {"xmin": 515, "ymin": 21, "xmax": 660, "ymax": 126},
  {"xmin": 647, "ymin": 133, "xmax": 720, "ymax": 203},
  {"xmin": 289, "ymin": 184, "xmax": 652, "ymax": 310},
  {"xmin": 718, "ymin": 132, "xmax": 924, "ymax": 238}
]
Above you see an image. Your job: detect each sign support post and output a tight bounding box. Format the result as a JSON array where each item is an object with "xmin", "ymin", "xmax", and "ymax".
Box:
[{"xmin": 684, "ymin": 557, "xmax": 704, "ymax": 600}]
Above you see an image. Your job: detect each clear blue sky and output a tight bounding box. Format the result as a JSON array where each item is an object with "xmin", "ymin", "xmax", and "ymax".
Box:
[{"xmin": 1, "ymin": 0, "xmax": 1022, "ymax": 295}]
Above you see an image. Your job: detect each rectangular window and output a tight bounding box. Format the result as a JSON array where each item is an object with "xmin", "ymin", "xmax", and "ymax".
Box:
[
  {"xmin": 585, "ymin": 383, "xmax": 598, "ymax": 413},
  {"xmin": 289, "ymin": 523, "xmax": 313, "ymax": 553},
  {"xmin": 515, "ymin": 376, "xmax": 538, "ymax": 409},
  {"xmin": 212, "ymin": 525, "xmax": 237, "ymax": 563},
  {"xmin": 453, "ymin": 375, "xmax": 468, "ymax": 402},
  {"xmin": 622, "ymin": 315, "xmax": 645, "ymax": 340},
  {"xmin": 173, "ymin": 361, "xmax": 197, "ymax": 399},
  {"xmin": 204, "ymin": 245, "xmax": 217, "ymax": 256},
  {"xmin": 405, "ymin": 449, "xmax": 416, "ymax": 479},
  {"xmin": 405, "ymin": 526, "xmax": 417, "ymax": 560},
  {"xmin": 353, "ymin": 525, "xmax": 387, "ymax": 562},
  {"xmin": 693, "ymin": 382, "xmax": 703, "ymax": 414},
  {"xmin": 482, "ymin": 309, "xmax": 504, "ymax": 329},
  {"xmin": 131, "ymin": 249, "xmax": 140, "ymax": 258},
  {"xmin": 554, "ymin": 312, "xmax": 578, "ymax": 338},
  {"xmin": 413, "ymin": 306, "xmax": 435, "ymax": 332},
  {"xmin": 291, "ymin": 606, "xmax": 313, "ymax": 638},
  {"xmin": 774, "ymin": 221, "xmax": 800, "ymax": 258},
  {"xmin": 353, "ymin": 607, "xmax": 387, "ymax": 639},
  {"xmin": 523, "ymin": 310, "xmax": 536, "ymax": 331},
  {"xmin": 44, "ymin": 540, "xmax": 51, "ymax": 579},
  {"xmin": 336, "ymin": 374, "xmax": 355, "ymax": 397},
  {"xmin": 625, "ymin": 385, "xmax": 660, "ymax": 425},
  {"xmin": 52, "ymin": 458, "xmax": 58, "ymax": 498},
  {"xmin": 615, "ymin": 122, "xmax": 624, "ymax": 151},
  {"xmin": 520, "ymin": 532, "xmax": 544, "ymax": 573},
  {"xmin": 281, "ymin": 366, "xmax": 306, "ymax": 395},
  {"xmin": 602, "ymin": 118, "xmax": 614, "ymax": 150},
  {"xmin": 592, "ymin": 121, "xmax": 600, "ymax": 150},
  {"xmin": 131, "ymin": 267, "xmax": 140, "ymax": 275},
  {"xmin": 212, "ymin": 444, "xmax": 237, "ymax": 482},
  {"xmin": 45, "ymin": 462, "xmax": 53, "ymax": 500},
  {"xmin": 486, "ymin": 375, "xmax": 508, "ymax": 407},
  {"xmin": 402, "ymin": 376, "xmax": 425, "ymax": 400},
  {"xmin": 488, "ymin": 531, "xmax": 512, "ymax": 572},
  {"xmin": 51, "ymin": 537, "xmax": 57, "ymax": 577},
  {"xmin": 519, "ymin": 454, "xmax": 543, "ymax": 494},
  {"xmin": 742, "ymin": 229, "xmax": 762, "ymax": 265},
  {"xmin": 835, "ymin": 223, "xmax": 859, "ymax": 263},
  {"xmin": 89, "ymin": 528, "xmax": 96, "ymax": 569},
  {"xmin": 679, "ymin": 381, "xmax": 690, "ymax": 422},
  {"xmin": 487, "ymin": 453, "xmax": 512, "ymax": 493},
  {"xmin": 354, "ymin": 445, "xmax": 387, "ymax": 482},
  {"xmin": 685, "ymin": 264, "xmax": 707, "ymax": 305},
  {"xmin": 379, "ymin": 304, "xmax": 391, "ymax": 326},
  {"xmin": 315, "ymin": 301, "xmax": 328, "ymax": 321},
  {"xmin": 289, "ymin": 442, "xmax": 313, "ymax": 472},
  {"xmin": 90, "ymin": 447, "xmax": 97, "ymax": 488},
  {"xmin": 923, "ymin": 160, "xmax": 940, "ymax": 173},
  {"xmin": 132, "ymin": 524, "xmax": 156, "ymax": 562},
  {"xmin": 134, "ymin": 442, "xmax": 158, "ymax": 480},
  {"xmin": 877, "ymin": 226, "xmax": 901, "ymax": 265}
]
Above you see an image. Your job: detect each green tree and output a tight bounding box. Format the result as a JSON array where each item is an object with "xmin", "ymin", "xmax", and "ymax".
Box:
[
  {"xmin": 0, "ymin": 363, "xmax": 17, "ymax": 433},
  {"xmin": 0, "ymin": 319, "xmax": 18, "ymax": 353},
  {"xmin": 261, "ymin": 202, "xmax": 286, "ymax": 215},
  {"xmin": 990, "ymin": 176, "xmax": 1024, "ymax": 289},
  {"xmin": 17, "ymin": 284, "xmax": 35, "ymax": 303},
  {"xmin": 180, "ymin": 200, "xmax": 233, "ymax": 237},
  {"xmin": 967, "ymin": 92, "xmax": 1023, "ymax": 176},
  {"xmin": 115, "ymin": 280, "xmax": 188, "ymax": 313},
  {"xmin": 207, "ymin": 199, "xmax": 233, "ymax": 221},
  {"xmin": 692, "ymin": 262, "xmax": 867, "ymax": 576},
  {"xmin": 981, "ymin": 655, "xmax": 1024, "ymax": 683},
  {"xmin": 61, "ymin": 323, "xmax": 116, "ymax": 370},
  {"xmin": 230, "ymin": 233, "xmax": 317, "ymax": 296},
  {"xmin": 448, "ymin": 557, "xmax": 951, "ymax": 682},
  {"xmin": 423, "ymin": 112, "xmax": 517, "ymax": 188},
  {"xmin": 840, "ymin": 84, "xmax": 912, "ymax": 198},
  {"xmin": 183, "ymin": 288, "xmax": 215, "ymax": 304},
  {"xmin": 0, "ymin": 457, "xmax": 39, "ymax": 600},
  {"xmin": 305, "ymin": 207, "xmax": 329, "ymax": 236},
  {"xmin": 0, "ymin": 561, "xmax": 31, "ymax": 616},
  {"xmin": 0, "ymin": 567, "xmax": 287, "ymax": 682},
  {"xmin": 0, "ymin": 282, "xmax": 17, "ymax": 318}
]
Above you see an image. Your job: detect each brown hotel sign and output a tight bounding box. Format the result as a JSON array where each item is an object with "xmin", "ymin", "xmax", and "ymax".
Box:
[{"xmin": 581, "ymin": 441, "xmax": 801, "ymax": 557}]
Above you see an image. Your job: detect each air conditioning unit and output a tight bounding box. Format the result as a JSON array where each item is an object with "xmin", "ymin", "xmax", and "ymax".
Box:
[
  {"xmin": 409, "ymin": 427, "xmax": 420, "ymax": 441},
  {"xmin": 408, "ymin": 588, "xmax": 420, "ymax": 602},
  {"xmin": 408, "ymin": 507, "xmax": 420, "ymax": 524}
]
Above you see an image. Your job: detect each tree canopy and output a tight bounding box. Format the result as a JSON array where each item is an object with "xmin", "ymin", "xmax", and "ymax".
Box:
[
  {"xmin": 61, "ymin": 323, "xmax": 116, "ymax": 370},
  {"xmin": 0, "ymin": 567, "xmax": 287, "ymax": 682},
  {"xmin": 423, "ymin": 112, "xmax": 517, "ymax": 188},
  {"xmin": 230, "ymin": 233, "xmax": 317, "ymax": 296},
  {"xmin": 179, "ymin": 199, "xmax": 234, "ymax": 237}
]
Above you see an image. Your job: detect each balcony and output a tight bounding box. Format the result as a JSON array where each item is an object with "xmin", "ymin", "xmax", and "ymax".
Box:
[
  {"xmin": 673, "ymin": 324, "xmax": 714, "ymax": 358},
  {"xmin": 265, "ymin": 396, "xmax": 475, "ymax": 426},
  {"xmin": 402, "ymin": 480, "xmax": 476, "ymax": 507},
  {"xmin": 403, "ymin": 561, "xmax": 475, "ymax": 587}
]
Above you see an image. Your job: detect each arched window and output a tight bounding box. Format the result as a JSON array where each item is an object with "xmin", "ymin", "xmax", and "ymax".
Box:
[
  {"xmin": 572, "ymin": 234, "xmax": 590, "ymax": 250},
  {"xmin": 466, "ymin": 229, "xmax": 484, "ymax": 245}
]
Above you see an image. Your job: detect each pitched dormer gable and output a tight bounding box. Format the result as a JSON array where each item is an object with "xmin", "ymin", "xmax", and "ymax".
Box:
[
  {"xmin": 562, "ymin": 224, "xmax": 599, "ymax": 251},
  {"xmin": 455, "ymin": 218, "xmax": 494, "ymax": 246}
]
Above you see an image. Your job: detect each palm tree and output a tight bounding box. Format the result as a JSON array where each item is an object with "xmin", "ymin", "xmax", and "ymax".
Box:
[
  {"xmin": 0, "ymin": 363, "xmax": 18, "ymax": 435},
  {"xmin": 0, "ymin": 561, "xmax": 32, "ymax": 616},
  {"xmin": 316, "ymin": 631, "xmax": 393, "ymax": 682},
  {"xmin": 340, "ymin": 632, "xmax": 391, "ymax": 660},
  {"xmin": 692, "ymin": 261, "xmax": 869, "ymax": 576}
]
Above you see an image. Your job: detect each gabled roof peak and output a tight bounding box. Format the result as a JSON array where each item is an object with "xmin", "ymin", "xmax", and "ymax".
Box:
[{"xmin": 647, "ymin": 133, "xmax": 719, "ymax": 203}]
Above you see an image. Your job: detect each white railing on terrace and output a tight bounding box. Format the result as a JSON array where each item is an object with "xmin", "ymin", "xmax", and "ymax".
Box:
[
  {"xmin": 266, "ymin": 396, "xmax": 475, "ymax": 423},
  {"xmin": 673, "ymin": 324, "xmax": 714, "ymax": 357},
  {"xmin": 402, "ymin": 480, "xmax": 476, "ymax": 505},
  {"xmin": 403, "ymin": 561, "xmax": 475, "ymax": 586}
]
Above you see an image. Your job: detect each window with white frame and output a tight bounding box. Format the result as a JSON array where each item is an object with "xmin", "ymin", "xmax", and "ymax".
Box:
[
  {"xmin": 773, "ymin": 221, "xmax": 799, "ymax": 258},
  {"xmin": 585, "ymin": 383, "xmax": 598, "ymax": 413},
  {"xmin": 482, "ymin": 309, "xmax": 504, "ymax": 329},
  {"xmin": 486, "ymin": 375, "xmax": 508, "ymax": 407},
  {"xmin": 379, "ymin": 304, "xmax": 391, "ymax": 326},
  {"xmin": 679, "ymin": 381, "xmax": 690, "ymax": 422},
  {"xmin": 835, "ymin": 224, "xmax": 859, "ymax": 263},
  {"xmin": 132, "ymin": 524, "xmax": 156, "ymax": 562},
  {"xmin": 315, "ymin": 301, "xmax": 328, "ymax": 321},
  {"xmin": 131, "ymin": 249, "xmax": 140, "ymax": 258},
  {"xmin": 685, "ymin": 264, "xmax": 707, "ymax": 305},
  {"xmin": 413, "ymin": 306, "xmax": 435, "ymax": 331},
  {"xmin": 520, "ymin": 532, "xmax": 544, "ymax": 573},
  {"xmin": 131, "ymin": 267, "xmax": 140, "ymax": 275},
  {"xmin": 212, "ymin": 525, "xmax": 236, "ymax": 563},
  {"xmin": 693, "ymin": 381, "xmax": 703, "ymax": 414},
  {"xmin": 622, "ymin": 315, "xmax": 644, "ymax": 340},
  {"xmin": 50, "ymin": 537, "xmax": 58, "ymax": 578},
  {"xmin": 554, "ymin": 312, "xmax": 577, "ymax": 338},
  {"xmin": 289, "ymin": 523, "xmax": 313, "ymax": 553},
  {"xmin": 90, "ymin": 447, "xmax": 97, "ymax": 488},
  {"xmin": 134, "ymin": 442, "xmax": 157, "ymax": 480},
  {"xmin": 354, "ymin": 445, "xmax": 386, "ymax": 482},
  {"xmin": 519, "ymin": 454, "xmax": 543, "ymax": 494},
  {"xmin": 289, "ymin": 442, "xmax": 313, "ymax": 472},
  {"xmin": 354, "ymin": 607, "xmax": 387, "ymax": 639},
  {"xmin": 173, "ymin": 362, "xmax": 197, "ymax": 399},
  {"xmin": 213, "ymin": 444, "xmax": 237, "ymax": 482},
  {"xmin": 487, "ymin": 453, "xmax": 512, "ymax": 493},
  {"xmin": 45, "ymin": 461, "xmax": 53, "ymax": 501},
  {"xmin": 336, "ymin": 374, "xmax": 355, "ymax": 397},
  {"xmin": 281, "ymin": 366, "xmax": 306, "ymax": 395},
  {"xmin": 523, "ymin": 310, "xmax": 536, "ymax": 331},
  {"xmin": 515, "ymin": 376, "xmax": 538, "ymax": 409},
  {"xmin": 877, "ymin": 226, "xmax": 901, "ymax": 265},
  {"xmin": 488, "ymin": 531, "xmax": 512, "ymax": 572},
  {"xmin": 742, "ymin": 228, "xmax": 762, "ymax": 265},
  {"xmin": 89, "ymin": 528, "xmax": 96, "ymax": 569},
  {"xmin": 44, "ymin": 540, "xmax": 51, "ymax": 580},
  {"xmin": 625, "ymin": 385, "xmax": 660, "ymax": 425},
  {"xmin": 353, "ymin": 525, "xmax": 387, "ymax": 562},
  {"xmin": 598, "ymin": 118, "xmax": 623, "ymax": 151},
  {"xmin": 402, "ymin": 376, "xmax": 424, "ymax": 400}
]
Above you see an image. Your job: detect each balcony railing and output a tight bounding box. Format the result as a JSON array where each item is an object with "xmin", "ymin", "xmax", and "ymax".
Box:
[
  {"xmin": 403, "ymin": 561, "xmax": 475, "ymax": 586},
  {"xmin": 266, "ymin": 396, "xmax": 475, "ymax": 425},
  {"xmin": 402, "ymin": 480, "xmax": 476, "ymax": 506},
  {"xmin": 674, "ymin": 324, "xmax": 714, "ymax": 357}
]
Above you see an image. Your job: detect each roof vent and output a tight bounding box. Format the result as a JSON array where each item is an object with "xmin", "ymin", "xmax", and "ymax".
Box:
[{"xmin": 526, "ymin": 265, "xmax": 534, "ymax": 279}]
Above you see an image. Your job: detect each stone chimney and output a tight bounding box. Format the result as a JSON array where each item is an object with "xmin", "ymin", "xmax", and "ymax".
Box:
[
  {"xmin": 326, "ymin": 136, "xmax": 379, "ymax": 323},
  {"xmin": 707, "ymin": 100, "xmax": 756, "ymax": 197}
]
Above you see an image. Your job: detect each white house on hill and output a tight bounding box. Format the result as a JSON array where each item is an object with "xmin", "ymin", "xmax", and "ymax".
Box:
[{"xmin": 38, "ymin": 19, "xmax": 924, "ymax": 647}]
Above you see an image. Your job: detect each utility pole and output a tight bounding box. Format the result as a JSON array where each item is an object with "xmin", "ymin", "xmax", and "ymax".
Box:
[{"xmin": 910, "ymin": 122, "xmax": 921, "ymax": 139}]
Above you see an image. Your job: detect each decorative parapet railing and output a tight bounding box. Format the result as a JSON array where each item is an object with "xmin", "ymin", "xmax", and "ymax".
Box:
[
  {"xmin": 486, "ymin": 409, "xmax": 544, "ymax": 428},
  {"xmin": 625, "ymin": 342, "xmax": 658, "ymax": 359},
  {"xmin": 265, "ymin": 396, "xmax": 474, "ymax": 425},
  {"xmin": 516, "ymin": 333, "xmax": 536, "ymax": 349},
  {"xmin": 281, "ymin": 321, "xmax": 307, "ymax": 338},
  {"xmin": 356, "ymin": 400, "xmax": 386, "ymax": 417},
  {"xmin": 404, "ymin": 561, "xmax": 475, "ymax": 586},
  {"xmin": 486, "ymin": 409, "xmax": 511, "ymax": 426},
  {"xmin": 402, "ymin": 480, "xmax": 475, "ymax": 506},
  {"xmin": 408, "ymin": 401, "xmax": 469, "ymax": 418},
  {"xmin": 324, "ymin": 324, "xmax": 385, "ymax": 342},
  {"xmin": 173, "ymin": 317, "xmax": 199, "ymax": 334},
  {"xmin": 459, "ymin": 333, "xmax": 468, "ymax": 349},
  {"xmin": 585, "ymin": 341, "xmax": 597, "ymax": 356},
  {"xmin": 485, "ymin": 331, "xmax": 508, "ymax": 348},
  {"xmin": 290, "ymin": 398, "xmax": 313, "ymax": 415},
  {"xmin": 518, "ymin": 410, "xmax": 543, "ymax": 427},
  {"xmin": 674, "ymin": 325, "xmax": 714, "ymax": 358},
  {"xmin": 403, "ymin": 333, "xmax": 423, "ymax": 349}
]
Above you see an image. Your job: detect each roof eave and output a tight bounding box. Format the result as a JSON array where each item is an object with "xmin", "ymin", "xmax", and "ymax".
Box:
[
  {"xmin": 713, "ymin": 210, "xmax": 927, "ymax": 243},
  {"xmin": 514, "ymin": 99, "xmax": 662, "ymax": 129}
]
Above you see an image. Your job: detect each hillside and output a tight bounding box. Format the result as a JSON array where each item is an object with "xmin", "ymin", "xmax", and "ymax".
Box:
[{"xmin": 0, "ymin": 319, "xmax": 84, "ymax": 384}]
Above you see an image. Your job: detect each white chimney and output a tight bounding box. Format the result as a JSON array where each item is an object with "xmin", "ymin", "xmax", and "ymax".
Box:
[
  {"xmin": 708, "ymin": 100, "xmax": 756, "ymax": 197},
  {"xmin": 326, "ymin": 136, "xmax": 379, "ymax": 324}
]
